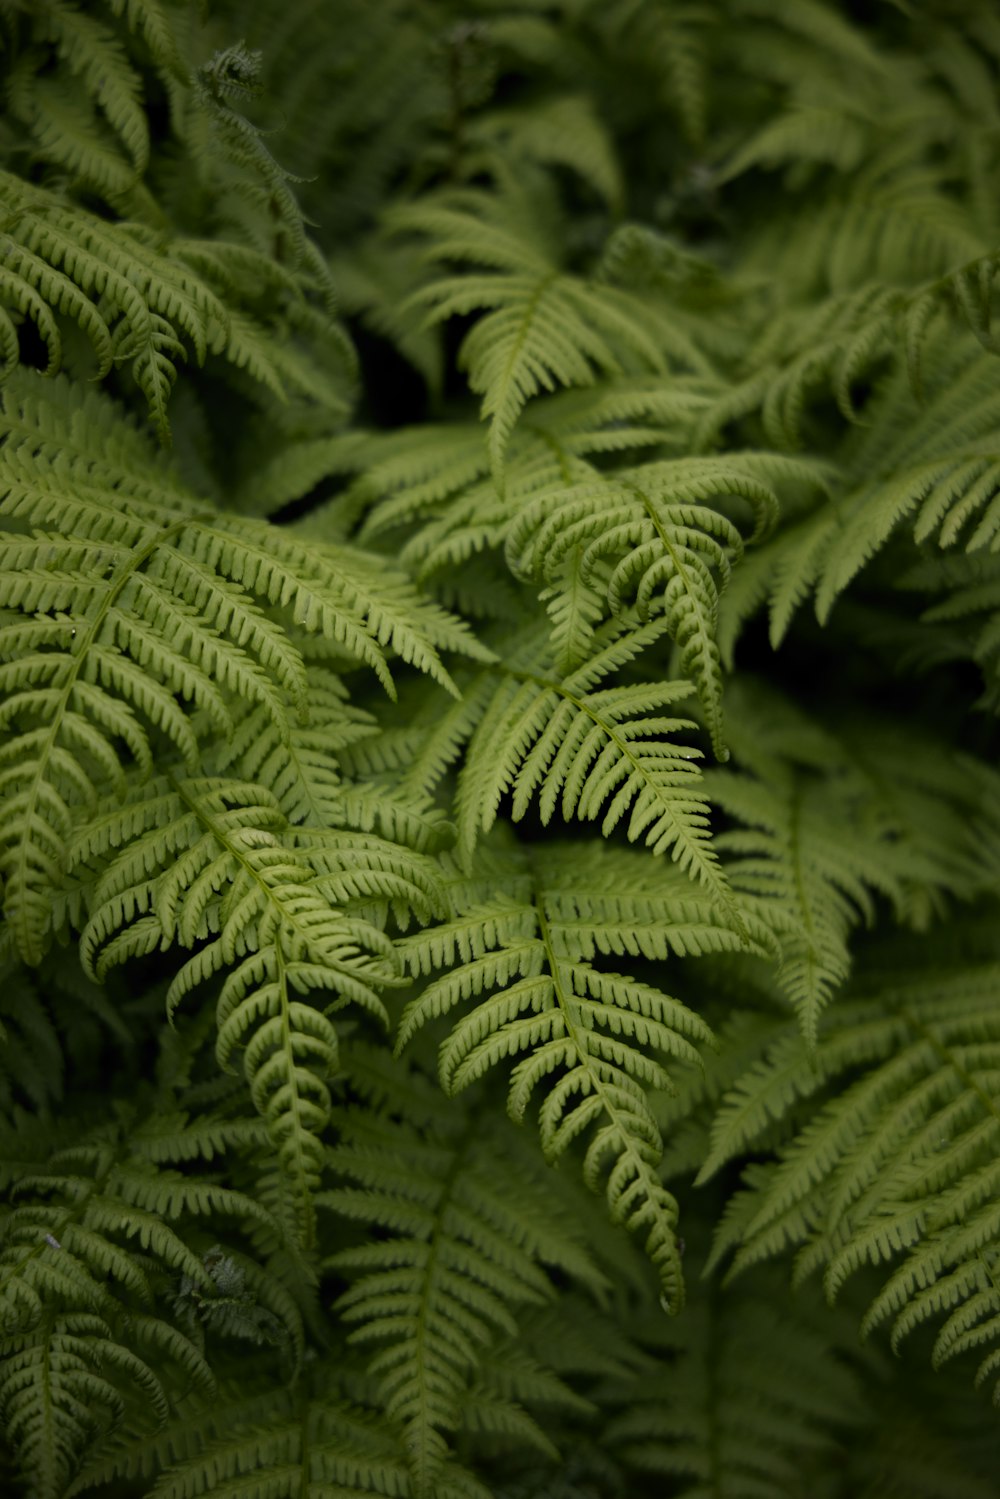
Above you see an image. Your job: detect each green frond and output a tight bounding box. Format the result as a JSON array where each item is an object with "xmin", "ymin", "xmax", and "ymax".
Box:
[
  {"xmin": 705, "ymin": 763, "xmax": 902, "ymax": 1043},
  {"xmin": 701, "ymin": 686, "xmax": 986, "ymax": 1041},
  {"xmin": 702, "ymin": 957, "xmax": 1000, "ymax": 1401},
  {"xmin": 717, "ymin": 336, "xmax": 1000, "ymax": 648},
  {"xmin": 416, "ymin": 619, "xmax": 736, "ymax": 914},
  {"xmin": 897, "ymin": 549, "xmax": 1000, "ymax": 711},
  {"xmin": 389, "ymin": 185, "xmax": 693, "ymax": 479},
  {"xmin": 1, "ymin": 0, "xmax": 999, "ymax": 1485},
  {"xmin": 0, "ymin": 173, "xmax": 232, "ymax": 437},
  {"xmin": 506, "ymin": 454, "xmax": 803, "ymax": 755},
  {"xmin": 323, "ymin": 1051, "xmax": 608, "ymax": 1497},
  {"xmin": 104, "ymin": 0, "xmax": 183, "ymax": 77},
  {"xmin": 604, "ymin": 1261, "xmax": 864, "ymax": 1498},
  {"xmin": 467, "ymin": 94, "xmax": 624, "ymax": 212},
  {"xmin": 192, "ymin": 41, "xmax": 314, "ymax": 274},
  {"xmin": 346, "ymin": 379, "xmax": 720, "ymax": 592},
  {"xmin": 0, "ymin": 372, "xmax": 472, "ymax": 962},
  {"xmin": 0, "ymin": 135, "xmax": 351, "ymax": 436},
  {"xmin": 0, "ymin": 1085, "xmax": 309, "ymax": 1494},
  {"xmin": 216, "ymin": 667, "xmax": 378, "ymax": 828},
  {"xmin": 6, "ymin": 0, "xmax": 151, "ymax": 194},
  {"xmin": 70, "ymin": 770, "xmax": 445, "ymax": 1243},
  {"xmin": 0, "ymin": 1311, "xmax": 163, "ymax": 1499},
  {"xmin": 604, "ymin": 0, "xmax": 711, "ymax": 146},
  {"xmin": 69, "ymin": 1373, "xmax": 426, "ymax": 1499},
  {"xmin": 394, "ymin": 840, "xmax": 751, "ymax": 1307}
]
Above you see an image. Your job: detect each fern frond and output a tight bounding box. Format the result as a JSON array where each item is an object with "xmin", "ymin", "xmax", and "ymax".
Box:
[
  {"xmin": 346, "ymin": 379, "xmax": 719, "ymax": 597},
  {"xmin": 70, "ymin": 771, "xmax": 443, "ymax": 1243},
  {"xmin": 720, "ymin": 339, "xmax": 1000, "ymax": 646},
  {"xmin": 701, "ymin": 956, "xmax": 1000, "ymax": 1402},
  {"xmin": 603, "ymin": 0, "xmax": 711, "ymax": 146},
  {"xmin": 897, "ymin": 550, "xmax": 1000, "ymax": 713},
  {"xmin": 415, "ymin": 619, "xmax": 736, "ymax": 914},
  {"xmin": 701, "ymin": 685, "xmax": 985, "ymax": 1041},
  {"xmin": 0, "ymin": 146, "xmax": 351, "ymax": 437},
  {"xmin": 506, "ymin": 454, "xmax": 807, "ymax": 755},
  {"xmin": 467, "ymin": 94, "xmax": 624, "ymax": 212},
  {"xmin": 0, "ymin": 1090, "xmax": 304, "ymax": 1494},
  {"xmin": 323, "ymin": 1050, "xmax": 608, "ymax": 1498},
  {"xmin": 0, "ymin": 964, "xmax": 64, "ymax": 1115},
  {"xmin": 0, "ymin": 1311, "xmax": 166, "ymax": 1499},
  {"xmin": 388, "ymin": 184, "xmax": 702, "ymax": 479},
  {"xmin": 6, "ymin": 0, "xmax": 151, "ymax": 197},
  {"xmin": 604, "ymin": 1261, "xmax": 863, "ymax": 1498},
  {"xmin": 395, "ymin": 840, "xmax": 754, "ymax": 1309},
  {"xmin": 0, "ymin": 173, "xmax": 231, "ymax": 438},
  {"xmin": 69, "ymin": 1371, "xmax": 443, "ymax": 1499},
  {"xmin": 705, "ymin": 763, "xmax": 903, "ymax": 1044},
  {"xmin": 215, "ymin": 666, "xmax": 378, "ymax": 829},
  {"xmin": 0, "ymin": 371, "xmax": 471, "ymax": 962},
  {"xmin": 191, "ymin": 40, "xmax": 315, "ymax": 275}
]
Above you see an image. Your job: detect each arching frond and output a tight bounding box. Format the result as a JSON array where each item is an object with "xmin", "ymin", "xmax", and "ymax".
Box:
[
  {"xmin": 604, "ymin": 1262, "xmax": 864, "ymax": 1498},
  {"xmin": 2, "ymin": 0, "xmax": 157, "ymax": 203},
  {"xmin": 701, "ymin": 958, "xmax": 1000, "ymax": 1402},
  {"xmin": 0, "ymin": 371, "xmax": 476, "ymax": 964},
  {"xmin": 69, "ymin": 772, "xmax": 443, "ymax": 1244},
  {"xmin": 402, "ymin": 619, "xmax": 737, "ymax": 914},
  {"xmin": 322, "ymin": 1048, "xmax": 608, "ymax": 1498},
  {"xmin": 506, "ymin": 454, "xmax": 807, "ymax": 755},
  {"xmin": 387, "ymin": 183, "xmax": 705, "ymax": 480},
  {"xmin": 395, "ymin": 840, "xmax": 758, "ymax": 1309}
]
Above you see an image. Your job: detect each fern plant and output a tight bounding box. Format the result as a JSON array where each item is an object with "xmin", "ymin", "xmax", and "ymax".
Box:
[{"xmin": 3, "ymin": 0, "xmax": 1000, "ymax": 1495}]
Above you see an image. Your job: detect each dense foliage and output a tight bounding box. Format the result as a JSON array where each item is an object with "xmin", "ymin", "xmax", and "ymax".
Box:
[{"xmin": 2, "ymin": 0, "xmax": 1000, "ymax": 1493}]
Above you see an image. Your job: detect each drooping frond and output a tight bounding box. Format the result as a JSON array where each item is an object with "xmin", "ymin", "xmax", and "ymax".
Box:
[
  {"xmin": 69, "ymin": 772, "xmax": 443, "ymax": 1244},
  {"xmin": 394, "ymin": 839, "xmax": 759, "ymax": 1309},
  {"xmin": 506, "ymin": 454, "xmax": 811, "ymax": 755},
  {"xmin": 0, "ymin": 1097, "xmax": 301, "ymax": 1495},
  {"xmin": 190, "ymin": 41, "xmax": 316, "ymax": 274},
  {"xmin": 0, "ymin": 371, "xmax": 477, "ymax": 964},
  {"xmin": 0, "ymin": 0, "xmax": 179, "ymax": 205},
  {"xmin": 396, "ymin": 618, "xmax": 737, "ymax": 914},
  {"xmin": 700, "ymin": 955, "xmax": 1000, "ymax": 1403},
  {"xmin": 603, "ymin": 1260, "xmax": 864, "ymax": 1498},
  {"xmin": 386, "ymin": 182, "xmax": 705, "ymax": 479},
  {"xmin": 0, "ymin": 153, "xmax": 352, "ymax": 441},
  {"xmin": 701, "ymin": 684, "xmax": 989, "ymax": 1041},
  {"xmin": 213, "ymin": 665, "xmax": 378, "ymax": 829},
  {"xmin": 322, "ymin": 1047, "xmax": 609, "ymax": 1497}
]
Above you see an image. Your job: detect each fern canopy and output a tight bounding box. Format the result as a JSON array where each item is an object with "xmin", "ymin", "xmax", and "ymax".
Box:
[{"xmin": 3, "ymin": 0, "xmax": 1000, "ymax": 1494}]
